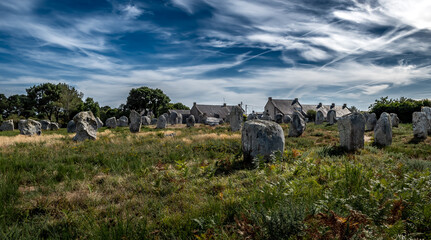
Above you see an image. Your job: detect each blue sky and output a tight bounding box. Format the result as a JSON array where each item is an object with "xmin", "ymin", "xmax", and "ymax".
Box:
[{"xmin": 1, "ymin": 0, "xmax": 431, "ymax": 111}]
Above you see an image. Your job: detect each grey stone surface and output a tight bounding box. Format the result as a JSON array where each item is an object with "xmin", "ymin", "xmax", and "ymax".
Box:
[
  {"xmin": 49, "ymin": 122, "xmax": 60, "ymax": 130},
  {"xmin": 421, "ymin": 107, "xmax": 431, "ymax": 134},
  {"xmin": 260, "ymin": 112, "xmax": 272, "ymax": 121},
  {"xmin": 142, "ymin": 116, "xmax": 151, "ymax": 125},
  {"xmin": 338, "ymin": 113, "xmax": 365, "ymax": 151},
  {"xmin": 365, "ymin": 113, "xmax": 377, "ymax": 131},
  {"xmin": 67, "ymin": 120, "xmax": 76, "ymax": 133},
  {"xmin": 413, "ymin": 112, "xmax": 428, "ymax": 139},
  {"xmin": 187, "ymin": 115, "xmax": 195, "ymax": 127},
  {"xmin": 73, "ymin": 111, "xmax": 97, "ymax": 141},
  {"xmin": 229, "ymin": 106, "xmax": 244, "ymax": 131},
  {"xmin": 242, "ymin": 120, "xmax": 285, "ymax": 164},
  {"xmin": 327, "ymin": 110, "xmax": 337, "ymax": 125},
  {"xmin": 0, "ymin": 120, "xmax": 14, "ymax": 131},
  {"xmin": 129, "ymin": 110, "xmax": 142, "ymax": 133},
  {"xmin": 169, "ymin": 111, "xmax": 179, "ymax": 125},
  {"xmin": 40, "ymin": 120, "xmax": 51, "ymax": 130},
  {"xmin": 96, "ymin": 117, "xmax": 103, "ymax": 129},
  {"xmin": 156, "ymin": 115, "xmax": 167, "ymax": 129},
  {"xmin": 288, "ymin": 111, "xmax": 306, "ymax": 137},
  {"xmin": 283, "ymin": 115, "xmax": 291, "ymax": 124},
  {"xmin": 18, "ymin": 119, "xmax": 42, "ymax": 136},
  {"xmin": 390, "ymin": 113, "xmax": 399, "ymax": 128},
  {"xmin": 204, "ymin": 117, "xmax": 220, "ymax": 126},
  {"xmin": 151, "ymin": 118, "xmax": 158, "ymax": 125},
  {"xmin": 374, "ymin": 112, "xmax": 392, "ymax": 146},
  {"xmin": 247, "ymin": 113, "xmax": 257, "ymax": 121},
  {"xmin": 315, "ymin": 111, "xmax": 324, "ymax": 125},
  {"xmin": 106, "ymin": 117, "xmax": 117, "ymax": 128},
  {"xmin": 118, "ymin": 116, "xmax": 128, "ymax": 127}
]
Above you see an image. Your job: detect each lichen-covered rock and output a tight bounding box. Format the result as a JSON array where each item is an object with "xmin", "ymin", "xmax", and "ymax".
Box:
[
  {"xmin": 151, "ymin": 118, "xmax": 158, "ymax": 125},
  {"xmin": 142, "ymin": 116, "xmax": 151, "ymax": 125},
  {"xmin": 283, "ymin": 115, "xmax": 291, "ymax": 124},
  {"xmin": 275, "ymin": 113, "xmax": 283, "ymax": 124},
  {"xmin": 288, "ymin": 112, "xmax": 306, "ymax": 137},
  {"xmin": 118, "ymin": 116, "xmax": 128, "ymax": 127},
  {"xmin": 421, "ymin": 107, "xmax": 431, "ymax": 134},
  {"xmin": 229, "ymin": 106, "xmax": 244, "ymax": 131},
  {"xmin": 365, "ymin": 113, "xmax": 377, "ymax": 131},
  {"xmin": 156, "ymin": 115, "xmax": 167, "ymax": 129},
  {"xmin": 96, "ymin": 117, "xmax": 103, "ymax": 129},
  {"xmin": 67, "ymin": 120, "xmax": 76, "ymax": 133},
  {"xmin": 327, "ymin": 110, "xmax": 337, "ymax": 125},
  {"xmin": 18, "ymin": 119, "xmax": 42, "ymax": 136},
  {"xmin": 0, "ymin": 120, "xmax": 14, "ymax": 131},
  {"xmin": 247, "ymin": 113, "xmax": 257, "ymax": 121},
  {"xmin": 315, "ymin": 111, "xmax": 324, "ymax": 125},
  {"xmin": 242, "ymin": 120, "xmax": 285, "ymax": 164},
  {"xmin": 390, "ymin": 113, "xmax": 399, "ymax": 128},
  {"xmin": 169, "ymin": 111, "xmax": 179, "ymax": 125},
  {"xmin": 187, "ymin": 115, "xmax": 195, "ymax": 127},
  {"xmin": 129, "ymin": 110, "xmax": 142, "ymax": 133},
  {"xmin": 374, "ymin": 112, "xmax": 392, "ymax": 146},
  {"xmin": 338, "ymin": 113, "xmax": 365, "ymax": 151},
  {"xmin": 105, "ymin": 117, "xmax": 117, "ymax": 128},
  {"xmin": 73, "ymin": 111, "xmax": 97, "ymax": 141},
  {"xmin": 49, "ymin": 122, "xmax": 60, "ymax": 130},
  {"xmin": 413, "ymin": 112, "xmax": 428, "ymax": 139},
  {"xmin": 40, "ymin": 120, "xmax": 51, "ymax": 130}
]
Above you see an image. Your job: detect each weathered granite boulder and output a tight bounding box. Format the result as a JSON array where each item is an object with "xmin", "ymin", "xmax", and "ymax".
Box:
[
  {"xmin": 151, "ymin": 118, "xmax": 158, "ymax": 125},
  {"xmin": 187, "ymin": 115, "xmax": 195, "ymax": 127},
  {"xmin": 18, "ymin": 119, "xmax": 42, "ymax": 136},
  {"xmin": 338, "ymin": 113, "xmax": 365, "ymax": 151},
  {"xmin": 275, "ymin": 113, "xmax": 283, "ymax": 124},
  {"xmin": 390, "ymin": 113, "xmax": 399, "ymax": 128},
  {"xmin": 129, "ymin": 110, "xmax": 142, "ymax": 133},
  {"xmin": 118, "ymin": 116, "xmax": 128, "ymax": 127},
  {"xmin": 229, "ymin": 106, "xmax": 244, "ymax": 131},
  {"xmin": 260, "ymin": 112, "xmax": 272, "ymax": 121},
  {"xmin": 96, "ymin": 117, "xmax": 103, "ymax": 129},
  {"xmin": 204, "ymin": 117, "xmax": 220, "ymax": 126},
  {"xmin": 288, "ymin": 111, "xmax": 306, "ymax": 137},
  {"xmin": 374, "ymin": 112, "xmax": 392, "ymax": 146},
  {"xmin": 105, "ymin": 117, "xmax": 117, "ymax": 128},
  {"xmin": 413, "ymin": 112, "xmax": 428, "ymax": 139},
  {"xmin": 40, "ymin": 120, "xmax": 51, "ymax": 130},
  {"xmin": 421, "ymin": 107, "xmax": 431, "ymax": 134},
  {"xmin": 242, "ymin": 120, "xmax": 285, "ymax": 164},
  {"xmin": 142, "ymin": 116, "xmax": 151, "ymax": 125},
  {"xmin": 49, "ymin": 122, "xmax": 60, "ymax": 130},
  {"xmin": 169, "ymin": 111, "xmax": 179, "ymax": 125},
  {"xmin": 365, "ymin": 113, "xmax": 377, "ymax": 131},
  {"xmin": 67, "ymin": 120, "xmax": 76, "ymax": 133},
  {"xmin": 0, "ymin": 120, "xmax": 14, "ymax": 131},
  {"xmin": 283, "ymin": 115, "xmax": 292, "ymax": 124},
  {"xmin": 156, "ymin": 115, "xmax": 167, "ymax": 129},
  {"xmin": 315, "ymin": 111, "xmax": 324, "ymax": 125},
  {"xmin": 247, "ymin": 113, "xmax": 257, "ymax": 120},
  {"xmin": 327, "ymin": 110, "xmax": 337, "ymax": 125},
  {"xmin": 73, "ymin": 111, "xmax": 97, "ymax": 141}
]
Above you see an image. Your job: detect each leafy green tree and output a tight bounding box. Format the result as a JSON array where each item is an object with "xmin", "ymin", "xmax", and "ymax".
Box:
[
  {"xmin": 126, "ymin": 87, "xmax": 170, "ymax": 117},
  {"xmin": 55, "ymin": 83, "xmax": 84, "ymax": 122},
  {"xmin": 168, "ymin": 102, "xmax": 190, "ymax": 110},
  {"xmin": 369, "ymin": 96, "xmax": 431, "ymax": 123},
  {"xmin": 26, "ymin": 83, "xmax": 61, "ymax": 120},
  {"xmin": 306, "ymin": 110, "xmax": 316, "ymax": 122},
  {"xmin": 81, "ymin": 97, "xmax": 100, "ymax": 117},
  {"xmin": 6, "ymin": 94, "xmax": 34, "ymax": 118},
  {"xmin": 0, "ymin": 94, "xmax": 7, "ymax": 120}
]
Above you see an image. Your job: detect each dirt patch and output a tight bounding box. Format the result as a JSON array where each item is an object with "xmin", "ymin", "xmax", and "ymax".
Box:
[{"xmin": 364, "ymin": 135, "xmax": 372, "ymax": 142}]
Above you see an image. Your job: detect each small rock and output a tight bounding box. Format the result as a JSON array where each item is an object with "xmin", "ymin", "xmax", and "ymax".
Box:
[
  {"xmin": 142, "ymin": 116, "xmax": 151, "ymax": 125},
  {"xmin": 0, "ymin": 120, "xmax": 14, "ymax": 131},
  {"xmin": 40, "ymin": 120, "xmax": 51, "ymax": 130},
  {"xmin": 118, "ymin": 116, "xmax": 128, "ymax": 127},
  {"xmin": 105, "ymin": 117, "xmax": 117, "ymax": 128},
  {"xmin": 18, "ymin": 119, "xmax": 42, "ymax": 136},
  {"xmin": 49, "ymin": 122, "xmax": 60, "ymax": 130},
  {"xmin": 73, "ymin": 111, "xmax": 98, "ymax": 141}
]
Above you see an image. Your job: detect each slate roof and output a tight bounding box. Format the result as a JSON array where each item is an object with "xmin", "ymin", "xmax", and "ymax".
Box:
[
  {"xmin": 168, "ymin": 109, "xmax": 191, "ymax": 115},
  {"xmin": 194, "ymin": 104, "xmax": 236, "ymax": 119},
  {"xmin": 270, "ymin": 99, "xmax": 302, "ymax": 115},
  {"xmin": 268, "ymin": 98, "xmax": 351, "ymax": 117}
]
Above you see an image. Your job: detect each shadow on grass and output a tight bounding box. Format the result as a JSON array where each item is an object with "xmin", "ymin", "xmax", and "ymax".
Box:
[
  {"xmin": 407, "ymin": 137, "xmax": 426, "ymax": 144},
  {"xmin": 317, "ymin": 145, "xmax": 351, "ymax": 157}
]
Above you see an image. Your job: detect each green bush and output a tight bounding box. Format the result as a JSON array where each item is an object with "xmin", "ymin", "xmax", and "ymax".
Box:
[{"xmin": 369, "ymin": 97, "xmax": 431, "ymax": 123}]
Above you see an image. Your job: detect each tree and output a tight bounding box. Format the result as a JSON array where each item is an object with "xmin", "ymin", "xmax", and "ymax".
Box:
[
  {"xmin": 6, "ymin": 94, "xmax": 34, "ymax": 118},
  {"xmin": 168, "ymin": 102, "xmax": 190, "ymax": 110},
  {"xmin": 26, "ymin": 83, "xmax": 61, "ymax": 120},
  {"xmin": 126, "ymin": 87, "xmax": 170, "ymax": 117},
  {"xmin": 0, "ymin": 94, "xmax": 7, "ymax": 120},
  {"xmin": 369, "ymin": 96, "xmax": 431, "ymax": 123},
  {"xmin": 306, "ymin": 110, "xmax": 316, "ymax": 122},
  {"xmin": 55, "ymin": 83, "xmax": 83, "ymax": 122},
  {"xmin": 81, "ymin": 97, "xmax": 100, "ymax": 117}
]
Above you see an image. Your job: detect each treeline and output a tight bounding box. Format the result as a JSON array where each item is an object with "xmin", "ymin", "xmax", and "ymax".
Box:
[
  {"xmin": 369, "ymin": 96, "xmax": 431, "ymax": 123},
  {"xmin": 0, "ymin": 83, "xmax": 189, "ymax": 125}
]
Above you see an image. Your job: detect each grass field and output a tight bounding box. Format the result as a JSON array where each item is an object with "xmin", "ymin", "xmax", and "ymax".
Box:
[{"xmin": 1, "ymin": 123, "xmax": 431, "ymax": 239}]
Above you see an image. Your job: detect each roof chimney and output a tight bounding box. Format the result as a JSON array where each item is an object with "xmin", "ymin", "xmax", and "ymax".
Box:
[
  {"xmin": 268, "ymin": 97, "xmax": 272, "ymax": 101},
  {"xmin": 330, "ymin": 103, "xmax": 335, "ymax": 109},
  {"xmin": 342, "ymin": 103, "xmax": 347, "ymax": 109},
  {"xmin": 223, "ymin": 103, "xmax": 227, "ymax": 107},
  {"xmin": 292, "ymin": 98, "xmax": 299, "ymax": 105},
  {"xmin": 317, "ymin": 102, "xmax": 322, "ymax": 108},
  {"xmin": 193, "ymin": 102, "xmax": 196, "ymax": 107}
]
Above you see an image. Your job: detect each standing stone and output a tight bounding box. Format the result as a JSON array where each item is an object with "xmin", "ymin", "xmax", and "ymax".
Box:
[
  {"xmin": 421, "ymin": 107, "xmax": 431, "ymax": 134},
  {"xmin": 275, "ymin": 113, "xmax": 283, "ymax": 124},
  {"xmin": 229, "ymin": 106, "xmax": 244, "ymax": 131},
  {"xmin": 151, "ymin": 118, "xmax": 158, "ymax": 125},
  {"xmin": 327, "ymin": 110, "xmax": 337, "ymax": 125},
  {"xmin": 187, "ymin": 115, "xmax": 195, "ymax": 127},
  {"xmin": 18, "ymin": 119, "xmax": 42, "ymax": 136},
  {"xmin": 73, "ymin": 111, "xmax": 98, "ymax": 141},
  {"xmin": 283, "ymin": 115, "xmax": 292, "ymax": 124},
  {"xmin": 413, "ymin": 112, "xmax": 428, "ymax": 140},
  {"xmin": 142, "ymin": 116, "xmax": 151, "ymax": 125},
  {"xmin": 67, "ymin": 120, "xmax": 76, "ymax": 133},
  {"xmin": 169, "ymin": 111, "xmax": 179, "ymax": 125},
  {"xmin": 0, "ymin": 120, "xmax": 14, "ymax": 131},
  {"xmin": 204, "ymin": 117, "xmax": 220, "ymax": 126},
  {"xmin": 390, "ymin": 113, "xmax": 399, "ymax": 128},
  {"xmin": 288, "ymin": 111, "xmax": 306, "ymax": 137},
  {"xmin": 374, "ymin": 112, "xmax": 392, "ymax": 146},
  {"xmin": 260, "ymin": 112, "xmax": 272, "ymax": 121},
  {"xmin": 247, "ymin": 113, "xmax": 257, "ymax": 121},
  {"xmin": 177, "ymin": 113, "xmax": 183, "ymax": 124},
  {"xmin": 242, "ymin": 120, "xmax": 285, "ymax": 164},
  {"xmin": 118, "ymin": 116, "xmax": 128, "ymax": 127},
  {"xmin": 315, "ymin": 111, "xmax": 324, "ymax": 125},
  {"xmin": 338, "ymin": 113, "xmax": 365, "ymax": 151},
  {"xmin": 129, "ymin": 110, "xmax": 142, "ymax": 133},
  {"xmin": 40, "ymin": 120, "xmax": 51, "ymax": 130},
  {"xmin": 96, "ymin": 117, "xmax": 103, "ymax": 129},
  {"xmin": 49, "ymin": 122, "xmax": 60, "ymax": 130},
  {"xmin": 106, "ymin": 117, "xmax": 117, "ymax": 129},
  {"xmin": 365, "ymin": 113, "xmax": 377, "ymax": 131},
  {"xmin": 156, "ymin": 115, "xmax": 167, "ymax": 129}
]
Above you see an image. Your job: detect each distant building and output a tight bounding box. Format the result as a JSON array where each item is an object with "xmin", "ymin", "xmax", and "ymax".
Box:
[
  {"xmin": 190, "ymin": 102, "xmax": 242, "ymax": 123},
  {"xmin": 264, "ymin": 97, "xmax": 351, "ymax": 120}
]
